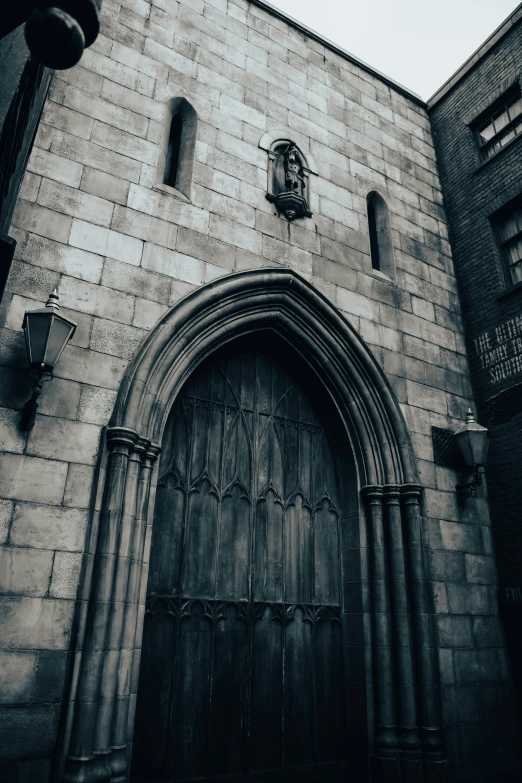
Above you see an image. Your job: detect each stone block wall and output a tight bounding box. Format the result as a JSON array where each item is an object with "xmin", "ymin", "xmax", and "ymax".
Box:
[{"xmin": 0, "ymin": 0, "xmax": 517, "ymax": 779}]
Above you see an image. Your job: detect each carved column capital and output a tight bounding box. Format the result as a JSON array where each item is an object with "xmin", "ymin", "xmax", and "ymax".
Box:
[
  {"xmin": 128, "ymin": 436, "xmax": 150, "ymax": 464},
  {"xmin": 146, "ymin": 442, "xmax": 162, "ymax": 463},
  {"xmin": 136, "ymin": 436, "xmax": 151, "ymax": 453},
  {"xmin": 126, "ymin": 438, "xmax": 161, "ymax": 468},
  {"xmin": 401, "ymin": 484, "xmax": 423, "ymax": 503},
  {"xmin": 361, "ymin": 484, "xmax": 384, "ymax": 504},
  {"xmin": 382, "ymin": 484, "xmax": 402, "ymax": 503},
  {"xmin": 138, "ymin": 442, "xmax": 161, "ymax": 472},
  {"xmin": 106, "ymin": 426, "xmax": 138, "ymax": 455}
]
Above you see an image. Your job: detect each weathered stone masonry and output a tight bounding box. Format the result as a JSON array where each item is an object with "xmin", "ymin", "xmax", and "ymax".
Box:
[{"xmin": 0, "ymin": 0, "xmax": 519, "ymax": 781}]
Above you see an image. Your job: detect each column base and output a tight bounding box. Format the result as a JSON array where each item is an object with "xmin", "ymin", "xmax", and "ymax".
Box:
[
  {"xmin": 423, "ymin": 759, "xmax": 449, "ymax": 783},
  {"xmin": 371, "ymin": 753, "xmax": 401, "ymax": 783},
  {"xmin": 371, "ymin": 754, "xmax": 447, "ymax": 782},
  {"xmin": 400, "ymin": 757, "xmax": 423, "ymax": 783},
  {"xmin": 64, "ymin": 755, "xmax": 108, "ymax": 783}
]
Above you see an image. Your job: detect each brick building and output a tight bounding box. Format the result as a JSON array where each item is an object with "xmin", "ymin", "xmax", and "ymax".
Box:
[
  {"xmin": 428, "ymin": 4, "xmax": 522, "ymax": 730},
  {"xmin": 0, "ymin": 2, "xmax": 520, "ymax": 783}
]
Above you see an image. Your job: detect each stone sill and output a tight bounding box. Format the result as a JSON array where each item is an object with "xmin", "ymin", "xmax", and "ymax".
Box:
[
  {"xmin": 372, "ymin": 268, "xmax": 396, "ymax": 285},
  {"xmin": 153, "ymin": 182, "xmax": 191, "ymax": 203},
  {"xmin": 497, "ymin": 280, "xmax": 522, "ymax": 301}
]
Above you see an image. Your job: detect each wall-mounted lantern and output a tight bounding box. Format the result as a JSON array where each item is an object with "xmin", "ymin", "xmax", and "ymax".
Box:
[
  {"xmin": 455, "ymin": 409, "xmax": 490, "ymax": 506},
  {"xmin": 21, "ymin": 290, "xmax": 76, "ymax": 430}
]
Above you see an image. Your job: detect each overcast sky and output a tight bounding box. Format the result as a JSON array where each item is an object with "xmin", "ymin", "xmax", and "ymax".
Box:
[{"xmin": 266, "ymin": 0, "xmax": 520, "ymax": 99}]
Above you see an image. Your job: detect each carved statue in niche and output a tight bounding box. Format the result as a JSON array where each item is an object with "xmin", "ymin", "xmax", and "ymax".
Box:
[
  {"xmin": 266, "ymin": 140, "xmax": 312, "ymax": 221},
  {"xmin": 284, "ymin": 144, "xmax": 304, "ymax": 193}
]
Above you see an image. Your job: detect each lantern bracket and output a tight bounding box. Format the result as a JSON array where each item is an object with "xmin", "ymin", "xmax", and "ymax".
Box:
[
  {"xmin": 21, "ymin": 370, "xmax": 52, "ymax": 431},
  {"xmin": 456, "ymin": 465, "xmax": 484, "ymax": 507}
]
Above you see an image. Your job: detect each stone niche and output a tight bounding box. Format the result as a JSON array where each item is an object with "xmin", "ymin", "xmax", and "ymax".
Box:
[{"xmin": 260, "ymin": 131, "xmax": 317, "ymax": 221}]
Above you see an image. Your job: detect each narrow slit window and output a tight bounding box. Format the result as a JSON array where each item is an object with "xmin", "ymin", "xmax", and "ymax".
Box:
[
  {"xmin": 368, "ymin": 198, "xmax": 381, "ymax": 270},
  {"xmin": 164, "ymin": 113, "xmax": 183, "ymax": 189},
  {"xmin": 158, "ymin": 98, "xmax": 198, "ymax": 201},
  {"xmin": 366, "ymin": 192, "xmax": 395, "ymax": 280}
]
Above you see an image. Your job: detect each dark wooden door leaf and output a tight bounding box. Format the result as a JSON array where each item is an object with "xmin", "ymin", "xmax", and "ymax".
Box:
[{"xmin": 132, "ymin": 347, "xmax": 348, "ymax": 782}]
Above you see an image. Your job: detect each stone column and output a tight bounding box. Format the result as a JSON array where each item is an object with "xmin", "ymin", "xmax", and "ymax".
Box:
[
  {"xmin": 93, "ymin": 436, "xmax": 149, "ymax": 779},
  {"xmin": 64, "ymin": 427, "xmax": 138, "ymax": 783},
  {"xmin": 110, "ymin": 442, "xmax": 160, "ymax": 782},
  {"xmin": 401, "ymin": 485, "xmax": 446, "ymax": 776},
  {"xmin": 124, "ymin": 446, "xmax": 161, "ymax": 774},
  {"xmin": 383, "ymin": 485, "xmax": 421, "ymax": 778},
  {"xmin": 362, "ymin": 485, "xmax": 398, "ymax": 770}
]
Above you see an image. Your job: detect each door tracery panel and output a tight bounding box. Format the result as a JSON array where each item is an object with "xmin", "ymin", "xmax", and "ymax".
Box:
[{"xmin": 132, "ymin": 344, "xmax": 348, "ymax": 782}]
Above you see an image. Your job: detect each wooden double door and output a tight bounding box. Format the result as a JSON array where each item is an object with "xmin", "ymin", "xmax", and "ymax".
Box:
[{"xmin": 132, "ymin": 340, "xmax": 349, "ymax": 782}]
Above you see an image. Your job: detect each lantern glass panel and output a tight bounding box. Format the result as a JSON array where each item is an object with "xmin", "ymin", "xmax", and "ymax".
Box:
[
  {"xmin": 455, "ymin": 430, "xmax": 473, "ymax": 467},
  {"xmin": 45, "ymin": 316, "xmax": 75, "ymax": 368},
  {"xmin": 455, "ymin": 428, "xmax": 489, "ymax": 468},
  {"xmin": 25, "ymin": 313, "xmax": 52, "ymax": 367},
  {"xmin": 477, "ymin": 432, "xmax": 489, "ymax": 466}
]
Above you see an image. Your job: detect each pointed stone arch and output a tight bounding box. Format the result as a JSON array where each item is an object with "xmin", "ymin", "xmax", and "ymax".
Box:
[
  {"xmin": 112, "ymin": 268, "xmax": 411, "ymax": 483},
  {"xmin": 63, "ymin": 269, "xmax": 447, "ymax": 783}
]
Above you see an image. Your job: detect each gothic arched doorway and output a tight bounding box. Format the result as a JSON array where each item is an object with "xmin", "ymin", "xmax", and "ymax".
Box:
[
  {"xmin": 62, "ymin": 270, "xmax": 446, "ymax": 783},
  {"xmin": 131, "ymin": 335, "xmax": 357, "ymax": 782}
]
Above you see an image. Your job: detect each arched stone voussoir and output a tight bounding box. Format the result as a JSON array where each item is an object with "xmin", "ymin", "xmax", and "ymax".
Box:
[{"xmin": 110, "ymin": 268, "xmax": 418, "ymax": 486}]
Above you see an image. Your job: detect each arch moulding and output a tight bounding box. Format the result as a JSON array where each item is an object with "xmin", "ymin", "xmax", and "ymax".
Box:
[
  {"xmin": 62, "ymin": 269, "xmax": 447, "ymax": 783},
  {"xmin": 258, "ymin": 128, "xmax": 318, "ymax": 174}
]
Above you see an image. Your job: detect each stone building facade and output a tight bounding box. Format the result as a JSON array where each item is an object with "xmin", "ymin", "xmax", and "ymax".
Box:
[
  {"xmin": 0, "ymin": 1, "xmax": 519, "ymax": 782},
  {"xmin": 428, "ymin": 5, "xmax": 522, "ymax": 727}
]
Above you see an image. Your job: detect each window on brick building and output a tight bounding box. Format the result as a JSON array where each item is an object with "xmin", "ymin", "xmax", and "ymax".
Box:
[
  {"xmin": 367, "ymin": 191, "xmax": 395, "ymax": 280},
  {"xmin": 475, "ymin": 87, "xmax": 522, "ymax": 161},
  {"xmin": 494, "ymin": 196, "xmax": 522, "ymax": 286},
  {"xmin": 158, "ymin": 98, "xmax": 197, "ymax": 200}
]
